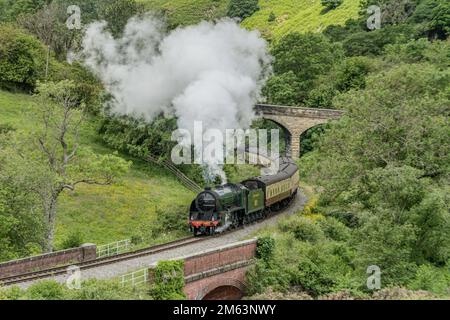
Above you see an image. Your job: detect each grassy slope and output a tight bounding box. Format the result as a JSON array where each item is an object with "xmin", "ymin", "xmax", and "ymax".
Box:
[
  {"xmin": 241, "ymin": 0, "xmax": 360, "ymax": 40},
  {"xmin": 140, "ymin": 0, "xmax": 229, "ymax": 26},
  {"xmin": 140, "ymin": 0, "xmax": 360, "ymax": 41},
  {"xmin": 0, "ymin": 90, "xmax": 195, "ymax": 248}
]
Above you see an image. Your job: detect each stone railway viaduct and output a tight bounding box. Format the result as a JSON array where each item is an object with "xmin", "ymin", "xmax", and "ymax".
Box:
[{"xmin": 255, "ymin": 104, "xmax": 344, "ymax": 159}]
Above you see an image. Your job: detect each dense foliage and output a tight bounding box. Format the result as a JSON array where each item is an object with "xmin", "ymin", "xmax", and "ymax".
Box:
[
  {"xmin": 263, "ymin": 33, "xmax": 343, "ymax": 105},
  {"xmin": 0, "ymin": 25, "xmax": 46, "ymax": 91},
  {"xmin": 0, "ymin": 81, "xmax": 131, "ymax": 253},
  {"xmin": 248, "ymin": 194, "xmax": 450, "ymax": 298},
  {"xmin": 247, "ymin": 0, "xmax": 450, "ymax": 299},
  {"xmin": 227, "ymin": 0, "xmax": 259, "ymax": 20},
  {"xmin": 97, "ymin": 0, "xmax": 145, "ymax": 37},
  {"xmin": 150, "ymin": 260, "xmax": 186, "ymax": 300},
  {"xmin": 0, "ymin": 279, "xmax": 152, "ymax": 300}
]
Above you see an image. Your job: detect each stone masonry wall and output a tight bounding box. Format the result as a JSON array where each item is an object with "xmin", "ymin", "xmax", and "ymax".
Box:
[
  {"xmin": 0, "ymin": 244, "xmax": 97, "ymax": 278},
  {"xmin": 183, "ymin": 239, "xmax": 257, "ymax": 277}
]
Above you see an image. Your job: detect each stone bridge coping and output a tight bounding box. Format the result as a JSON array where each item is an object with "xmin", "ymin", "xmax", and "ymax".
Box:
[
  {"xmin": 0, "ymin": 243, "xmax": 96, "ymax": 268},
  {"xmin": 184, "ymin": 260, "xmax": 255, "ymax": 283},
  {"xmin": 255, "ymin": 104, "xmax": 344, "ymax": 119},
  {"xmin": 148, "ymin": 238, "xmax": 258, "ymax": 268}
]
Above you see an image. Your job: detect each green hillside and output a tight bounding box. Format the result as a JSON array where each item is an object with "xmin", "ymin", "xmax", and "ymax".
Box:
[
  {"xmin": 0, "ymin": 90, "xmax": 195, "ymax": 249},
  {"xmin": 241, "ymin": 0, "xmax": 360, "ymax": 40},
  {"xmin": 140, "ymin": 0, "xmax": 229, "ymax": 26},
  {"xmin": 139, "ymin": 0, "xmax": 360, "ymax": 40}
]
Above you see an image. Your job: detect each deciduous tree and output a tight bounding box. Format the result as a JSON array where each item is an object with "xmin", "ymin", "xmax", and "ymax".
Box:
[{"xmin": 8, "ymin": 80, "xmax": 132, "ymax": 252}]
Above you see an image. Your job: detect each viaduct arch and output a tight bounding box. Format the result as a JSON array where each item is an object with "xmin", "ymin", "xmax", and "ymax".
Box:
[
  {"xmin": 255, "ymin": 104, "xmax": 344, "ymax": 159},
  {"xmin": 180, "ymin": 239, "xmax": 257, "ymax": 300}
]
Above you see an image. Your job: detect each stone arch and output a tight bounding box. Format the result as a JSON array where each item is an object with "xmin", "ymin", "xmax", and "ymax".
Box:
[
  {"xmin": 255, "ymin": 104, "xmax": 344, "ymax": 159},
  {"xmin": 261, "ymin": 114, "xmax": 330, "ymax": 159},
  {"xmin": 196, "ymin": 278, "xmax": 246, "ymax": 300},
  {"xmin": 258, "ymin": 116, "xmax": 291, "ymax": 156}
]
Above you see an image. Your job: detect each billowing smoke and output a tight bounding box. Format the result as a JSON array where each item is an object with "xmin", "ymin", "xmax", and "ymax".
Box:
[{"xmin": 81, "ymin": 15, "xmax": 271, "ymax": 181}]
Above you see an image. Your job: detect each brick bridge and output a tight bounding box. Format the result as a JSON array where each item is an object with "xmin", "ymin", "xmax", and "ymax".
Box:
[
  {"xmin": 255, "ymin": 104, "xmax": 344, "ymax": 159},
  {"xmin": 150, "ymin": 239, "xmax": 257, "ymax": 300}
]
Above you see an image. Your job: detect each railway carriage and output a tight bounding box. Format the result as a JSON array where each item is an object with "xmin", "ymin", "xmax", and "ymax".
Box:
[{"xmin": 189, "ymin": 157, "xmax": 299, "ymax": 236}]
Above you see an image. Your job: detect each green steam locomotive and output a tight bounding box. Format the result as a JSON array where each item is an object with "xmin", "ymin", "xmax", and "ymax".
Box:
[{"xmin": 189, "ymin": 157, "xmax": 299, "ymax": 235}]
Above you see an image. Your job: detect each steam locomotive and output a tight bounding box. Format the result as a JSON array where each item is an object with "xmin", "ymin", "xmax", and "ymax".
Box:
[{"xmin": 189, "ymin": 157, "xmax": 299, "ymax": 236}]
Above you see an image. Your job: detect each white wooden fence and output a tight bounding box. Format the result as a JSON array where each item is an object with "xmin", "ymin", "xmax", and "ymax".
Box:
[
  {"xmin": 96, "ymin": 239, "xmax": 131, "ymax": 258},
  {"xmin": 120, "ymin": 268, "xmax": 149, "ymax": 287}
]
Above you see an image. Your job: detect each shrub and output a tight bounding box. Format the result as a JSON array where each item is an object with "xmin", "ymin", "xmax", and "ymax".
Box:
[
  {"xmin": 2, "ymin": 279, "xmax": 152, "ymax": 300},
  {"xmin": 0, "ymin": 286, "xmax": 24, "ymax": 300},
  {"xmin": 411, "ymin": 189, "xmax": 450, "ymax": 265},
  {"xmin": 25, "ymin": 280, "xmax": 66, "ymax": 300},
  {"xmin": 66, "ymin": 279, "xmax": 151, "ymax": 300},
  {"xmin": 343, "ymin": 24, "xmax": 416, "ymax": 56},
  {"xmin": 268, "ymin": 12, "xmax": 276, "ymax": 22},
  {"xmin": 60, "ymin": 230, "xmax": 84, "ymax": 249},
  {"xmin": 99, "ymin": 114, "xmax": 178, "ymax": 160},
  {"xmin": 154, "ymin": 205, "xmax": 188, "ymax": 235},
  {"xmin": 245, "ymin": 259, "xmax": 291, "ymax": 296},
  {"xmin": 0, "ymin": 123, "xmax": 15, "ymax": 135},
  {"xmin": 0, "ymin": 0, "xmax": 47, "ymax": 23},
  {"xmin": 305, "ymin": 83, "xmax": 337, "ymax": 109},
  {"xmin": 150, "ymin": 260, "xmax": 185, "ymax": 300},
  {"xmin": 290, "ymin": 242, "xmax": 358, "ymax": 297},
  {"xmin": 322, "ymin": 0, "xmax": 343, "ymax": 10},
  {"xmin": 227, "ymin": 0, "xmax": 259, "ymax": 20},
  {"xmin": 408, "ymin": 264, "xmax": 450, "ymax": 295},
  {"xmin": 292, "ymin": 217, "xmax": 325, "ymax": 243},
  {"xmin": 302, "ymin": 196, "xmax": 321, "ymax": 215},
  {"xmin": 353, "ymin": 214, "xmax": 418, "ymax": 286},
  {"xmin": 292, "ymin": 257, "xmax": 336, "ymax": 296},
  {"xmin": 0, "ymin": 25, "xmax": 46, "ymax": 90},
  {"xmin": 319, "ymin": 217, "xmax": 351, "ymax": 242},
  {"xmin": 410, "ymin": 0, "xmax": 450, "ymax": 39},
  {"xmin": 328, "ymin": 211, "xmax": 359, "ymax": 228},
  {"xmin": 269, "ymin": 32, "xmax": 343, "ymax": 103},
  {"xmin": 256, "ymin": 236, "xmax": 275, "ymax": 264},
  {"xmin": 97, "ymin": 0, "xmax": 145, "ymax": 37},
  {"xmin": 131, "ymin": 234, "xmax": 144, "ymax": 245},
  {"xmin": 262, "ymin": 71, "xmax": 303, "ymax": 105}
]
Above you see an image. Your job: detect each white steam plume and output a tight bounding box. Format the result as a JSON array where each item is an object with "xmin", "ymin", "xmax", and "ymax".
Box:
[{"xmin": 82, "ymin": 15, "xmax": 272, "ymax": 181}]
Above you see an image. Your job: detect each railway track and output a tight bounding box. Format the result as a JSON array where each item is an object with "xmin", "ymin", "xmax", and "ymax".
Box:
[
  {"xmin": 0, "ymin": 190, "xmax": 299, "ymax": 287},
  {"xmin": 0, "ymin": 236, "xmax": 203, "ymax": 287}
]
